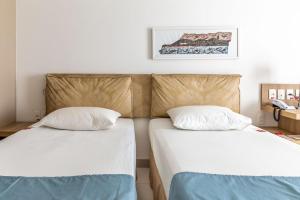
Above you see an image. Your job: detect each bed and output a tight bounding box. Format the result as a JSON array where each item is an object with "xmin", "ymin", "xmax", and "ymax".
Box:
[
  {"xmin": 0, "ymin": 74, "xmax": 145, "ymax": 200},
  {"xmin": 149, "ymin": 74, "xmax": 300, "ymax": 200},
  {"xmin": 0, "ymin": 119, "xmax": 136, "ymax": 199}
]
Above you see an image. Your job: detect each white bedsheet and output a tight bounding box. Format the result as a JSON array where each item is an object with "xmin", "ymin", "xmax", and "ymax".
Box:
[
  {"xmin": 149, "ymin": 118, "xmax": 300, "ymax": 198},
  {"xmin": 0, "ymin": 118, "xmax": 135, "ymax": 177}
]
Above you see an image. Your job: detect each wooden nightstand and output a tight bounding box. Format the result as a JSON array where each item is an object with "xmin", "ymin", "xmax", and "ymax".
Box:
[
  {"xmin": 262, "ymin": 105, "xmax": 300, "ymax": 134},
  {"xmin": 261, "ymin": 127, "xmax": 300, "ymax": 145},
  {"xmin": 0, "ymin": 122, "xmax": 33, "ymax": 138}
]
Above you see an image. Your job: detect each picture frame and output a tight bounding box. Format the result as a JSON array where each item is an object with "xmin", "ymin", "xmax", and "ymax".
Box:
[{"xmin": 152, "ymin": 26, "xmax": 238, "ymax": 60}]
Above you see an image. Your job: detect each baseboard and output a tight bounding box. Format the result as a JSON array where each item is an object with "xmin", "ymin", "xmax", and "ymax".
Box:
[{"xmin": 137, "ymin": 159, "xmax": 149, "ymax": 168}]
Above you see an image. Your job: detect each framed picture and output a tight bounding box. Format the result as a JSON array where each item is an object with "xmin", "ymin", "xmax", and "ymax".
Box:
[{"xmin": 152, "ymin": 26, "xmax": 238, "ymax": 60}]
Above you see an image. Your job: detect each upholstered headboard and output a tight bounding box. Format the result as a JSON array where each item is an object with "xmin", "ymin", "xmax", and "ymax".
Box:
[
  {"xmin": 45, "ymin": 74, "xmax": 151, "ymax": 118},
  {"xmin": 45, "ymin": 74, "xmax": 241, "ymax": 118},
  {"xmin": 151, "ymin": 74, "xmax": 241, "ymax": 117}
]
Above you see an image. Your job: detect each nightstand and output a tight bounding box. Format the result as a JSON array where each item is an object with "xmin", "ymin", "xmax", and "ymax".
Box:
[
  {"xmin": 0, "ymin": 122, "xmax": 34, "ymax": 139},
  {"xmin": 261, "ymin": 127, "xmax": 300, "ymax": 145},
  {"xmin": 262, "ymin": 105, "xmax": 300, "ymax": 134}
]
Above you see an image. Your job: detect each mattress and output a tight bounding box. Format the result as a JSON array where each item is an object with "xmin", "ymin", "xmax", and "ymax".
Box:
[
  {"xmin": 149, "ymin": 118, "xmax": 300, "ymax": 199},
  {"xmin": 0, "ymin": 118, "xmax": 136, "ymax": 199}
]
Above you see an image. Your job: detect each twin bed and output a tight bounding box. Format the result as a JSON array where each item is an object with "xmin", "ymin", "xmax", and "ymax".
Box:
[
  {"xmin": 0, "ymin": 75, "xmax": 138, "ymax": 200},
  {"xmin": 149, "ymin": 119, "xmax": 300, "ymax": 200},
  {"xmin": 149, "ymin": 74, "xmax": 300, "ymax": 200},
  {"xmin": 1, "ymin": 74, "xmax": 300, "ymax": 200},
  {"xmin": 0, "ymin": 119, "xmax": 136, "ymax": 199}
]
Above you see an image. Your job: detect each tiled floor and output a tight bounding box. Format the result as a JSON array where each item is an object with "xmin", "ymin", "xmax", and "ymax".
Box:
[{"xmin": 137, "ymin": 168, "xmax": 154, "ymax": 200}]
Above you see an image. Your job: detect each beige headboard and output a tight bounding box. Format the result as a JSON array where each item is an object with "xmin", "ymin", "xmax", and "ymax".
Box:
[
  {"xmin": 45, "ymin": 74, "xmax": 151, "ymax": 118},
  {"xmin": 151, "ymin": 74, "xmax": 241, "ymax": 117},
  {"xmin": 45, "ymin": 74, "xmax": 241, "ymax": 118}
]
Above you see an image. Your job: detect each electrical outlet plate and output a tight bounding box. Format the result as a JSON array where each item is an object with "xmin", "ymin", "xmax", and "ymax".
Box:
[
  {"xmin": 268, "ymin": 89, "xmax": 277, "ymax": 100},
  {"xmin": 278, "ymin": 89, "xmax": 285, "ymax": 100},
  {"xmin": 287, "ymin": 89, "xmax": 294, "ymax": 100}
]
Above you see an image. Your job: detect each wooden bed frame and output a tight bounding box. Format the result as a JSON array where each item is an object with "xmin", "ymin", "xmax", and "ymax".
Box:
[{"xmin": 150, "ymin": 149, "xmax": 167, "ymax": 200}]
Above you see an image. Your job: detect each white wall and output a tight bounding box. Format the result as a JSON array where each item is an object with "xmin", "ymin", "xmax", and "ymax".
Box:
[
  {"xmin": 0, "ymin": 0, "xmax": 16, "ymax": 126},
  {"xmin": 16, "ymin": 0, "xmax": 300, "ymax": 158}
]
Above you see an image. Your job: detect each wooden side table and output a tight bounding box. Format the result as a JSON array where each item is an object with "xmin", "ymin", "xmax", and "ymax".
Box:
[
  {"xmin": 262, "ymin": 105, "xmax": 300, "ymax": 134},
  {"xmin": 260, "ymin": 126, "xmax": 300, "ymax": 145},
  {"xmin": 0, "ymin": 122, "xmax": 34, "ymax": 138}
]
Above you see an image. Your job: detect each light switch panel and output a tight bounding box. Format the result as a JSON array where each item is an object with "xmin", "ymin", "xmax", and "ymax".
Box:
[
  {"xmin": 278, "ymin": 89, "xmax": 285, "ymax": 100},
  {"xmin": 268, "ymin": 89, "xmax": 277, "ymax": 100},
  {"xmin": 287, "ymin": 89, "xmax": 294, "ymax": 100}
]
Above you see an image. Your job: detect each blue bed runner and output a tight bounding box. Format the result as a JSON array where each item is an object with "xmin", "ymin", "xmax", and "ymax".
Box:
[
  {"xmin": 169, "ymin": 172, "xmax": 300, "ymax": 200},
  {"xmin": 0, "ymin": 174, "xmax": 136, "ymax": 200}
]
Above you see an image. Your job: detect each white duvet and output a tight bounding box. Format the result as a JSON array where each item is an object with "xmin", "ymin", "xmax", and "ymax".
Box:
[
  {"xmin": 149, "ymin": 118, "xmax": 300, "ymax": 198},
  {"xmin": 0, "ymin": 119, "xmax": 136, "ymax": 177}
]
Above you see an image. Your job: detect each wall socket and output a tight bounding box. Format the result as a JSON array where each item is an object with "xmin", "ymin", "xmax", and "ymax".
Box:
[
  {"xmin": 287, "ymin": 89, "xmax": 294, "ymax": 100},
  {"xmin": 268, "ymin": 89, "xmax": 277, "ymax": 100},
  {"xmin": 278, "ymin": 89, "xmax": 285, "ymax": 100}
]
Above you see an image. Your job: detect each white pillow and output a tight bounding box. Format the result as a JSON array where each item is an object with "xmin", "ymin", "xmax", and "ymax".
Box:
[
  {"xmin": 167, "ymin": 105, "xmax": 252, "ymax": 131},
  {"xmin": 31, "ymin": 107, "xmax": 121, "ymax": 130}
]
